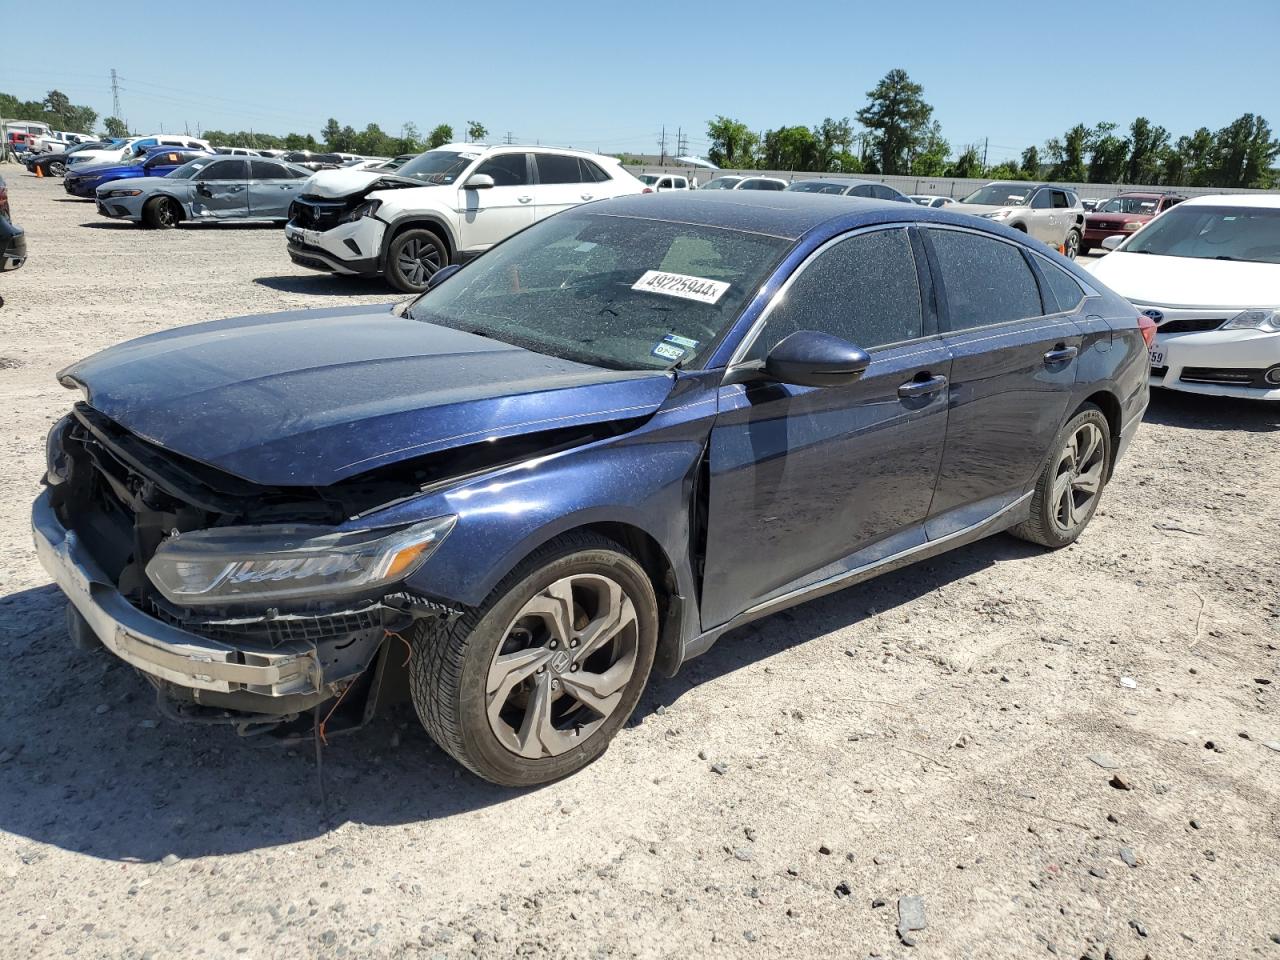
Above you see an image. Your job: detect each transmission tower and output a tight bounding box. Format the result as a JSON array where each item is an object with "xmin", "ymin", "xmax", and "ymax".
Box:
[{"xmin": 110, "ymin": 68, "xmax": 121, "ymax": 119}]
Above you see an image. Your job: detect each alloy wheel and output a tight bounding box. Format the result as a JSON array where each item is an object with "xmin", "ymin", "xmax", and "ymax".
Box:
[
  {"xmin": 50, "ymin": 161, "xmax": 65, "ymax": 176},
  {"xmin": 1063, "ymin": 230, "xmax": 1080, "ymax": 259},
  {"xmin": 1051, "ymin": 422, "xmax": 1104, "ymax": 533},
  {"xmin": 158, "ymin": 200, "xmax": 177, "ymax": 227},
  {"xmin": 396, "ymin": 238, "xmax": 442, "ymax": 286},
  {"xmin": 485, "ymin": 573, "xmax": 639, "ymax": 759}
]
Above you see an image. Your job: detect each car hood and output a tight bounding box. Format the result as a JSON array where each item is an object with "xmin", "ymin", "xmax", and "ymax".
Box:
[
  {"xmin": 945, "ymin": 202, "xmax": 1021, "ymax": 217},
  {"xmin": 93, "ymin": 176, "xmax": 179, "ymax": 194},
  {"xmin": 71, "ymin": 163, "xmax": 143, "ymax": 179},
  {"xmin": 1085, "ymin": 251, "xmax": 1280, "ymax": 309},
  {"xmin": 301, "ymin": 167, "xmax": 432, "ymax": 199},
  {"xmin": 59, "ymin": 304, "xmax": 675, "ymax": 487}
]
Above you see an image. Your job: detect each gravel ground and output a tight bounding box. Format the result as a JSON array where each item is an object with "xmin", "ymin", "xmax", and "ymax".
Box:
[{"xmin": 1, "ymin": 169, "xmax": 1278, "ymax": 960}]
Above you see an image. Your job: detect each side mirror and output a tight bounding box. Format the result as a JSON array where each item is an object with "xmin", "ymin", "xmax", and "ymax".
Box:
[
  {"xmin": 464, "ymin": 173, "xmax": 495, "ymax": 190},
  {"xmin": 426, "ymin": 264, "xmax": 461, "ymax": 289},
  {"xmin": 762, "ymin": 330, "xmax": 871, "ymax": 388},
  {"xmin": 1100, "ymin": 235, "xmax": 1124, "ymax": 252}
]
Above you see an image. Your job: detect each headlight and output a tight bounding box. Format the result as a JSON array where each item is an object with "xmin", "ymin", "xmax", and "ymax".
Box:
[
  {"xmin": 45, "ymin": 414, "xmax": 73, "ymax": 485},
  {"xmin": 340, "ymin": 198, "xmax": 382, "ymax": 224},
  {"xmin": 104, "ymin": 189, "xmax": 142, "ymax": 198},
  {"xmin": 145, "ymin": 515, "xmax": 456, "ymax": 607},
  {"xmin": 1222, "ymin": 309, "xmax": 1280, "ymax": 333},
  {"xmin": 979, "ymin": 209, "xmax": 1012, "ymax": 220},
  {"xmin": 1122, "ymin": 221, "xmax": 1143, "ymax": 231}
]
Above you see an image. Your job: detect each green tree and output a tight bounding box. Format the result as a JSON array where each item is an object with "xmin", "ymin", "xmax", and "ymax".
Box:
[
  {"xmin": 706, "ymin": 116, "xmax": 758, "ymax": 169},
  {"xmin": 814, "ymin": 116, "xmax": 854, "ymax": 171},
  {"xmin": 1087, "ymin": 122, "xmax": 1129, "ymax": 183},
  {"xmin": 466, "ymin": 120, "xmax": 488, "ymax": 143},
  {"xmin": 1046, "ymin": 124, "xmax": 1090, "ymax": 182},
  {"xmin": 910, "ymin": 121, "xmax": 949, "ymax": 177},
  {"xmin": 321, "ymin": 118, "xmax": 342, "ymax": 149},
  {"xmin": 399, "ymin": 122, "xmax": 422, "ymax": 152},
  {"xmin": 761, "ymin": 125, "xmax": 818, "ymax": 171},
  {"xmin": 427, "ymin": 123, "xmax": 454, "ymax": 149},
  {"xmin": 1126, "ymin": 117, "xmax": 1169, "ymax": 185},
  {"xmin": 1166, "ymin": 128, "xmax": 1216, "ymax": 186},
  {"xmin": 103, "ymin": 116, "xmax": 129, "ymax": 139},
  {"xmin": 1020, "ymin": 145, "xmax": 1041, "ymax": 178},
  {"xmin": 945, "ymin": 144, "xmax": 983, "ymax": 179},
  {"xmin": 1214, "ymin": 113, "xmax": 1279, "ymax": 188},
  {"xmin": 985, "ymin": 161, "xmax": 1023, "ymax": 180},
  {"xmin": 855, "ymin": 68, "xmax": 933, "ymax": 175}
]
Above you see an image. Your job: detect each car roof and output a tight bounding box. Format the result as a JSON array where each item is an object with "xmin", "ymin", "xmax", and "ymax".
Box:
[
  {"xmin": 1180, "ymin": 194, "xmax": 1280, "ymax": 209},
  {"xmin": 582, "ymin": 190, "xmax": 928, "ymax": 240}
]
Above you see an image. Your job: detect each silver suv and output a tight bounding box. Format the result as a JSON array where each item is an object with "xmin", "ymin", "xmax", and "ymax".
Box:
[{"xmin": 948, "ymin": 182, "xmax": 1085, "ymax": 258}]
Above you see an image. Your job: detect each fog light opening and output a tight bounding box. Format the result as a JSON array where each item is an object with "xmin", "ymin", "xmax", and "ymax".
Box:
[{"xmin": 1264, "ymin": 366, "xmax": 1280, "ymax": 386}]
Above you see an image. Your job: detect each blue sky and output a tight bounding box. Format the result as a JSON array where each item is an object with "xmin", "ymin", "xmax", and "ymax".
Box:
[{"xmin": 3, "ymin": 0, "xmax": 1278, "ymax": 162}]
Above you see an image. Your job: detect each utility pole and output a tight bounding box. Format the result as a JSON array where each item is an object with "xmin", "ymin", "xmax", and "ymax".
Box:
[
  {"xmin": 504, "ymin": 131, "xmax": 514, "ymax": 144},
  {"xmin": 676, "ymin": 127, "xmax": 688, "ymax": 158},
  {"xmin": 982, "ymin": 137, "xmax": 989, "ymax": 170},
  {"xmin": 110, "ymin": 68, "xmax": 121, "ymax": 120},
  {"xmin": 658, "ymin": 126, "xmax": 667, "ymax": 165}
]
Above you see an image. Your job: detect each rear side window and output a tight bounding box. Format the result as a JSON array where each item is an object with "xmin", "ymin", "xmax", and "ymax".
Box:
[
  {"xmin": 1051, "ymin": 190, "xmax": 1071, "ymax": 209},
  {"xmin": 929, "ymin": 229, "xmax": 1044, "ymax": 330},
  {"xmin": 579, "ymin": 158, "xmax": 610, "ymax": 183},
  {"xmin": 1036, "ymin": 256, "xmax": 1086, "ymax": 313},
  {"xmin": 850, "ymin": 184, "xmax": 875, "ymax": 198},
  {"xmin": 476, "ymin": 153, "xmax": 530, "ymax": 186},
  {"xmin": 536, "ymin": 153, "xmax": 585, "ymax": 184},
  {"xmin": 756, "ymin": 228, "xmax": 924, "ymax": 356},
  {"xmin": 250, "ymin": 160, "xmax": 287, "ymax": 179}
]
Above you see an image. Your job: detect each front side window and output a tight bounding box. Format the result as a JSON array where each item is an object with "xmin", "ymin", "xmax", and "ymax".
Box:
[
  {"xmin": 1121, "ymin": 204, "xmax": 1280, "ymax": 264},
  {"xmin": 535, "ymin": 153, "xmax": 584, "ymax": 185},
  {"xmin": 1030, "ymin": 190, "xmax": 1053, "ymax": 210},
  {"xmin": 475, "ymin": 153, "xmax": 530, "ymax": 186},
  {"xmin": 929, "ymin": 229, "xmax": 1043, "ymax": 330},
  {"xmin": 406, "ymin": 210, "xmax": 790, "ymax": 371},
  {"xmin": 195, "ymin": 159, "xmax": 247, "ymax": 181},
  {"xmin": 166, "ymin": 157, "xmax": 217, "ymax": 179},
  {"xmin": 754, "ymin": 228, "xmax": 924, "ymax": 357}
]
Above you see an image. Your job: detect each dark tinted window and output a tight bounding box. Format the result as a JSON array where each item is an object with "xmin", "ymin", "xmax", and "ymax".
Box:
[
  {"xmin": 250, "ymin": 160, "xmax": 286, "ymax": 179},
  {"xmin": 850, "ymin": 184, "xmax": 875, "ymax": 198},
  {"xmin": 1051, "ymin": 190, "xmax": 1070, "ymax": 209},
  {"xmin": 196, "ymin": 159, "xmax": 247, "ymax": 180},
  {"xmin": 929, "ymin": 229, "xmax": 1043, "ymax": 329},
  {"xmin": 741, "ymin": 179, "xmax": 784, "ymax": 191},
  {"xmin": 757, "ymin": 228, "xmax": 923, "ymax": 355},
  {"xmin": 579, "ymin": 158, "xmax": 610, "ymax": 183},
  {"xmin": 475, "ymin": 153, "xmax": 529, "ymax": 186},
  {"xmin": 536, "ymin": 153, "xmax": 584, "ymax": 184},
  {"xmin": 1036, "ymin": 257, "xmax": 1086, "ymax": 313}
]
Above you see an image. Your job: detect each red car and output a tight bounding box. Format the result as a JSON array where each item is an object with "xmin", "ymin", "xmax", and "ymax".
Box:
[{"xmin": 1081, "ymin": 192, "xmax": 1185, "ymax": 255}]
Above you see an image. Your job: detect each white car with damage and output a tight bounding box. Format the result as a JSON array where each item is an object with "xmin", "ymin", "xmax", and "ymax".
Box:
[
  {"xmin": 1087, "ymin": 194, "xmax": 1280, "ymax": 399},
  {"xmin": 285, "ymin": 144, "xmax": 646, "ymax": 292}
]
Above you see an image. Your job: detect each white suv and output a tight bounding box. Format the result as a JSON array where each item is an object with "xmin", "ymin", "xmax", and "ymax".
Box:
[{"xmin": 285, "ymin": 143, "xmax": 646, "ymax": 291}]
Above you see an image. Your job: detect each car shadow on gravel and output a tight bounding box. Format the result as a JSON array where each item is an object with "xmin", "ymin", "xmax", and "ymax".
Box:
[
  {"xmin": 1144, "ymin": 388, "xmax": 1280, "ymax": 432},
  {"xmin": 254, "ymin": 275, "xmax": 399, "ymax": 297},
  {"xmin": 0, "ymin": 533, "xmax": 1042, "ymax": 862},
  {"xmin": 0, "ymin": 583, "xmax": 520, "ymax": 863}
]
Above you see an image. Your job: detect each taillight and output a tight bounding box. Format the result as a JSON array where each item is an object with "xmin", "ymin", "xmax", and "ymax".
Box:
[
  {"xmin": 641, "ymin": 187, "xmax": 653, "ymax": 194},
  {"xmin": 1137, "ymin": 313, "xmax": 1157, "ymax": 347}
]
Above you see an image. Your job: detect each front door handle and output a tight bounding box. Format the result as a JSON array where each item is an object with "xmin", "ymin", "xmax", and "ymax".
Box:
[
  {"xmin": 517, "ymin": 195, "xmax": 532, "ymax": 203},
  {"xmin": 1043, "ymin": 345, "xmax": 1079, "ymax": 364},
  {"xmin": 580, "ymin": 193, "xmax": 594, "ymax": 201},
  {"xmin": 898, "ymin": 375, "xmax": 948, "ymax": 399}
]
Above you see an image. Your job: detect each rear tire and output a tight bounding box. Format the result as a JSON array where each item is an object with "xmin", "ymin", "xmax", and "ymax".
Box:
[
  {"xmin": 142, "ymin": 196, "xmax": 180, "ymax": 230},
  {"xmin": 410, "ymin": 531, "xmax": 659, "ymax": 786},
  {"xmin": 386, "ymin": 228, "xmax": 448, "ymax": 293},
  {"xmin": 1011, "ymin": 404, "xmax": 1111, "ymax": 548},
  {"xmin": 1063, "ymin": 228, "xmax": 1081, "ymax": 260}
]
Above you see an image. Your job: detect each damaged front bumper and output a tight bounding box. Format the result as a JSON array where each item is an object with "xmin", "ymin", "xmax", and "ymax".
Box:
[{"xmin": 33, "ymin": 489, "xmax": 324, "ymax": 702}]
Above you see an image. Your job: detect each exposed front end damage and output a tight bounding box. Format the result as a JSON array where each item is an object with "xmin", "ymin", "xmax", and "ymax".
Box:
[{"xmin": 33, "ymin": 405, "xmax": 462, "ymax": 738}]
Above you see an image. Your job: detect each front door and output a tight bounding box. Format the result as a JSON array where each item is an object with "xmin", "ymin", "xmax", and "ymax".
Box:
[
  {"xmin": 922, "ymin": 226, "xmax": 1084, "ymax": 535},
  {"xmin": 455, "ymin": 151, "xmax": 534, "ymax": 252},
  {"xmin": 191, "ymin": 158, "xmax": 249, "ymax": 220},
  {"xmin": 700, "ymin": 226, "xmax": 951, "ymax": 628}
]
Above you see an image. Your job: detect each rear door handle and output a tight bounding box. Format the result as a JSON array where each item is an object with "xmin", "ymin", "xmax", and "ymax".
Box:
[
  {"xmin": 517, "ymin": 195, "xmax": 532, "ymax": 203},
  {"xmin": 1043, "ymin": 345, "xmax": 1079, "ymax": 364},
  {"xmin": 898, "ymin": 375, "xmax": 948, "ymax": 399},
  {"xmin": 580, "ymin": 193, "xmax": 594, "ymax": 201}
]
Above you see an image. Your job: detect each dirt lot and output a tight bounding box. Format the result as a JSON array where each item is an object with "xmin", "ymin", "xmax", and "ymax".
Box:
[{"xmin": 1, "ymin": 169, "xmax": 1278, "ymax": 960}]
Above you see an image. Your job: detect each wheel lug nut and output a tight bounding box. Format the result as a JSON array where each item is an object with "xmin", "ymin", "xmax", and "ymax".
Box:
[
  {"xmin": 549, "ymin": 640, "xmax": 558, "ymax": 649},
  {"xmin": 570, "ymin": 664, "xmax": 579, "ymax": 672},
  {"xmin": 537, "ymin": 666, "xmax": 545, "ymax": 674},
  {"xmin": 570, "ymin": 639, "xmax": 579, "ymax": 648}
]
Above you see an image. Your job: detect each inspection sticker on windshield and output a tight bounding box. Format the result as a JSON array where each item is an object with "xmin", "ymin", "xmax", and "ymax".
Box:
[
  {"xmin": 652, "ymin": 333, "xmax": 699, "ymax": 361},
  {"xmin": 632, "ymin": 270, "xmax": 730, "ymax": 305}
]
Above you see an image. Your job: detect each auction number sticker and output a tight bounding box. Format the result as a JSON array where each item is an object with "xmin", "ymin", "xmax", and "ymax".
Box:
[{"xmin": 632, "ymin": 270, "xmax": 730, "ymax": 305}]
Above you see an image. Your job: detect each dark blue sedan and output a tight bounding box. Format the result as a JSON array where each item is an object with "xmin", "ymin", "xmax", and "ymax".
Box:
[
  {"xmin": 33, "ymin": 192, "xmax": 1149, "ymax": 785},
  {"xmin": 63, "ymin": 147, "xmax": 209, "ymax": 198}
]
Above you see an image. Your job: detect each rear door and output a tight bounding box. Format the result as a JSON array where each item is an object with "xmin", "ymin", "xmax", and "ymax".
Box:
[
  {"xmin": 455, "ymin": 151, "xmax": 534, "ymax": 252},
  {"xmin": 247, "ymin": 159, "xmax": 301, "ymax": 219},
  {"xmin": 1027, "ymin": 188, "xmax": 1058, "ymax": 244},
  {"xmin": 921, "ymin": 226, "xmax": 1084, "ymax": 535},
  {"xmin": 701, "ymin": 226, "xmax": 952, "ymax": 627},
  {"xmin": 191, "ymin": 158, "xmax": 249, "ymax": 220},
  {"xmin": 532, "ymin": 153, "xmax": 602, "ymax": 221}
]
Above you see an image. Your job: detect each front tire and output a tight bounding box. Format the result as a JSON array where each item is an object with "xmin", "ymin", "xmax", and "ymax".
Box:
[
  {"xmin": 142, "ymin": 196, "xmax": 180, "ymax": 230},
  {"xmin": 1011, "ymin": 405, "xmax": 1111, "ymax": 548},
  {"xmin": 48, "ymin": 160, "xmax": 65, "ymax": 177},
  {"xmin": 410, "ymin": 531, "xmax": 659, "ymax": 786},
  {"xmin": 386, "ymin": 228, "xmax": 448, "ymax": 293}
]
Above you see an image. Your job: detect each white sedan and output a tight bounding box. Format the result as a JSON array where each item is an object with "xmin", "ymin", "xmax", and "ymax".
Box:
[{"xmin": 1086, "ymin": 195, "xmax": 1280, "ymax": 400}]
